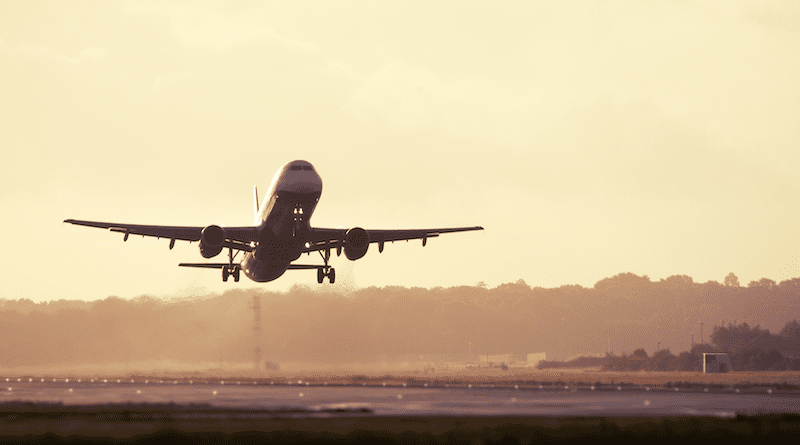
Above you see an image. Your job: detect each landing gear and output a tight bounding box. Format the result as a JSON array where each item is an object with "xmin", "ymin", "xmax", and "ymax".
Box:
[
  {"xmin": 223, "ymin": 266, "xmax": 240, "ymax": 282},
  {"xmin": 222, "ymin": 246, "xmax": 240, "ymax": 282},
  {"xmin": 316, "ymin": 248, "xmax": 335, "ymax": 284},
  {"xmin": 316, "ymin": 266, "xmax": 335, "ymax": 284}
]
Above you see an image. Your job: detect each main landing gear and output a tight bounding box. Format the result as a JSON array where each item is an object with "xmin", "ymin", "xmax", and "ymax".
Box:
[
  {"xmin": 317, "ymin": 266, "xmax": 335, "ymax": 284},
  {"xmin": 222, "ymin": 246, "xmax": 240, "ymax": 282},
  {"xmin": 316, "ymin": 248, "xmax": 335, "ymax": 284},
  {"xmin": 222, "ymin": 265, "xmax": 240, "ymax": 282}
]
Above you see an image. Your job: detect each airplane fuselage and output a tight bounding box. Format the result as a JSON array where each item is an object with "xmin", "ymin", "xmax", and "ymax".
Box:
[{"xmin": 241, "ymin": 160, "xmax": 322, "ymax": 282}]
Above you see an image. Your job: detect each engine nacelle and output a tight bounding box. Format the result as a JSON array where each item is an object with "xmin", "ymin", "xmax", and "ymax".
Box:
[
  {"xmin": 344, "ymin": 227, "xmax": 370, "ymax": 260},
  {"xmin": 199, "ymin": 225, "xmax": 225, "ymax": 258}
]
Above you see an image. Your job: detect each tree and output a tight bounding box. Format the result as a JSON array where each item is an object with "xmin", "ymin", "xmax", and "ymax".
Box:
[
  {"xmin": 779, "ymin": 319, "xmax": 800, "ymax": 341},
  {"xmin": 748, "ymin": 278, "xmax": 777, "ymax": 290},
  {"xmin": 711, "ymin": 322, "xmax": 777, "ymax": 354},
  {"xmin": 724, "ymin": 273, "xmax": 740, "ymax": 287},
  {"xmin": 779, "ymin": 319, "xmax": 800, "ymax": 358},
  {"xmin": 664, "ymin": 275, "xmax": 693, "ymax": 286},
  {"xmin": 764, "ymin": 349, "xmax": 786, "ymax": 370},
  {"xmin": 642, "ymin": 349, "xmax": 678, "ymax": 371},
  {"xmin": 731, "ymin": 349, "xmax": 767, "ymax": 371},
  {"xmin": 594, "ymin": 273, "xmax": 651, "ymax": 292},
  {"xmin": 677, "ymin": 351, "xmax": 700, "ymax": 371}
]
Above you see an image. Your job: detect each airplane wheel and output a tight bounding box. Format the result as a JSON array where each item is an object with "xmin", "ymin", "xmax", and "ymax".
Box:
[
  {"xmin": 222, "ymin": 268, "xmax": 229, "ymax": 282},
  {"xmin": 329, "ymin": 268, "xmax": 336, "ymax": 284},
  {"xmin": 317, "ymin": 267, "xmax": 324, "ymax": 284},
  {"xmin": 233, "ymin": 269, "xmax": 240, "ymax": 282}
]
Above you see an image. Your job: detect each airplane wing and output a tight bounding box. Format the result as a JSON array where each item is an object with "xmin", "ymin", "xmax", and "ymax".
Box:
[
  {"xmin": 63, "ymin": 219, "xmax": 259, "ymax": 252},
  {"xmin": 304, "ymin": 226, "xmax": 483, "ymax": 253}
]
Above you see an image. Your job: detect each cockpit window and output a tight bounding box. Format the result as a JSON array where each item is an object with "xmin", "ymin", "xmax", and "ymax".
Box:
[
  {"xmin": 302, "ymin": 165, "xmax": 313, "ymax": 171},
  {"xmin": 290, "ymin": 165, "xmax": 303, "ymax": 171}
]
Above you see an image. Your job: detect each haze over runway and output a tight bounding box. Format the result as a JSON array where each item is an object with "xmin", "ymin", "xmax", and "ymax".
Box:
[
  {"xmin": 2, "ymin": 1, "xmax": 799, "ymax": 302},
  {"xmin": 2, "ymin": 379, "xmax": 799, "ymax": 418}
]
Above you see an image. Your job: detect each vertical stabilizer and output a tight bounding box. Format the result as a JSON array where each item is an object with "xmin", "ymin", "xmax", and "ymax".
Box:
[{"xmin": 253, "ymin": 186, "xmax": 260, "ymax": 221}]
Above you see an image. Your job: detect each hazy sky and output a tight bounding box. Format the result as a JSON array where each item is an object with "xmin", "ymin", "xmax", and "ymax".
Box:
[{"xmin": 2, "ymin": 1, "xmax": 798, "ymax": 302}]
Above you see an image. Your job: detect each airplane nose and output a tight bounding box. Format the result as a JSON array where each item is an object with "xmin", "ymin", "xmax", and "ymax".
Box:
[{"xmin": 279, "ymin": 171, "xmax": 322, "ymax": 194}]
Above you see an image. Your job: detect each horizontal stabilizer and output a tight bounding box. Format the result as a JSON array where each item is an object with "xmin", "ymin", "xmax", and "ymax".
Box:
[
  {"xmin": 287, "ymin": 264, "xmax": 321, "ymax": 270},
  {"xmin": 179, "ymin": 263, "xmax": 237, "ymax": 269},
  {"xmin": 181, "ymin": 263, "xmax": 322, "ymax": 270}
]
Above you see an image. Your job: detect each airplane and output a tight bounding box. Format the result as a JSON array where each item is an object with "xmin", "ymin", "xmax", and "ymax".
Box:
[{"xmin": 64, "ymin": 160, "xmax": 483, "ymax": 284}]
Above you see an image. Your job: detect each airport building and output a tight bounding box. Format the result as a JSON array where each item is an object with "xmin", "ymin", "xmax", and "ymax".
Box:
[
  {"xmin": 702, "ymin": 353, "xmax": 730, "ymax": 373},
  {"xmin": 526, "ymin": 353, "xmax": 546, "ymax": 368},
  {"xmin": 375, "ymin": 352, "xmax": 546, "ymax": 368}
]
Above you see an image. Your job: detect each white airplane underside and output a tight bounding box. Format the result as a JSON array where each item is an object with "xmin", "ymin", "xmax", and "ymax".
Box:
[{"xmin": 64, "ymin": 160, "xmax": 483, "ymax": 284}]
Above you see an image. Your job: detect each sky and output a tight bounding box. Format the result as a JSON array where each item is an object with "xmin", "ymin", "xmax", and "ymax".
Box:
[{"xmin": 1, "ymin": 1, "xmax": 799, "ymax": 302}]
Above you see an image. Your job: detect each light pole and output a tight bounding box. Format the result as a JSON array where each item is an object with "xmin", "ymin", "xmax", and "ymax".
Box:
[{"xmin": 699, "ymin": 321, "xmax": 704, "ymax": 344}]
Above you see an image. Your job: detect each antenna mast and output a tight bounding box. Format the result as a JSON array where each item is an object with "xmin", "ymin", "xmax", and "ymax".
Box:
[{"xmin": 250, "ymin": 295, "xmax": 262, "ymax": 371}]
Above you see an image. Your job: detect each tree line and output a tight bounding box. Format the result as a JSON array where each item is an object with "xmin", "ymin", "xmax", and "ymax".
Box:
[
  {"xmin": 0, "ymin": 272, "xmax": 798, "ymax": 368},
  {"xmin": 597, "ymin": 318, "xmax": 800, "ymax": 372}
]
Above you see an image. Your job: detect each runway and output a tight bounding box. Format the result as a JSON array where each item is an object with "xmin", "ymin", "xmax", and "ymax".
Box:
[{"xmin": 3, "ymin": 377, "xmax": 799, "ymax": 417}]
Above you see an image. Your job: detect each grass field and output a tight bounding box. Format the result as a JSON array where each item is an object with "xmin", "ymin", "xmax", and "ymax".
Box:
[{"xmin": 0, "ymin": 404, "xmax": 798, "ymax": 443}]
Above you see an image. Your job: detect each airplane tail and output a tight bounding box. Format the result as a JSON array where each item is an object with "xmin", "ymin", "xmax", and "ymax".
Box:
[{"xmin": 253, "ymin": 186, "xmax": 260, "ymax": 223}]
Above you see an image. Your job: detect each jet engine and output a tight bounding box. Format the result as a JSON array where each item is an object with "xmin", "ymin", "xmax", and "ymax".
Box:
[
  {"xmin": 199, "ymin": 225, "xmax": 225, "ymax": 258},
  {"xmin": 344, "ymin": 227, "xmax": 369, "ymax": 260}
]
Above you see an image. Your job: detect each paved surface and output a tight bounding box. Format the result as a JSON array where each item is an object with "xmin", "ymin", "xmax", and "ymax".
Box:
[{"xmin": 3, "ymin": 378, "xmax": 799, "ymax": 417}]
